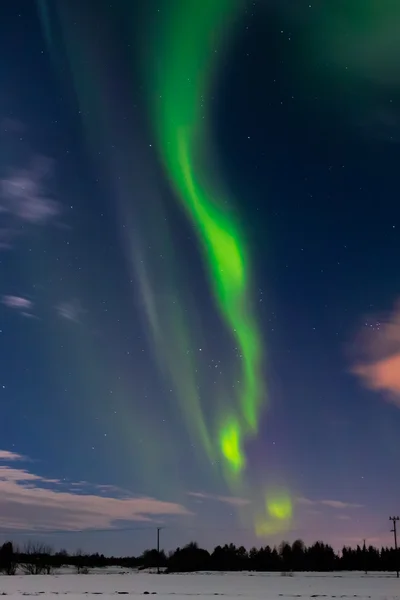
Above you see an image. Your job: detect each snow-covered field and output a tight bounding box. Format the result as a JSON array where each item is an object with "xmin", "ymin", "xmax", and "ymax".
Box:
[{"xmin": 0, "ymin": 571, "xmax": 399, "ymax": 600}]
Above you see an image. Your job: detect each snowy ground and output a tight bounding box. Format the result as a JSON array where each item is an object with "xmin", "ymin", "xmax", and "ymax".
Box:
[{"xmin": 0, "ymin": 571, "xmax": 399, "ymax": 600}]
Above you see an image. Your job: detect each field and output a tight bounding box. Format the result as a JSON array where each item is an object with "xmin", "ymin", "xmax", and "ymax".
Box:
[{"xmin": 0, "ymin": 571, "xmax": 399, "ymax": 600}]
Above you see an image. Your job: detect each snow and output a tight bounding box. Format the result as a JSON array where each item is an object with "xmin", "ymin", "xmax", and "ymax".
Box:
[{"xmin": 0, "ymin": 571, "xmax": 399, "ymax": 600}]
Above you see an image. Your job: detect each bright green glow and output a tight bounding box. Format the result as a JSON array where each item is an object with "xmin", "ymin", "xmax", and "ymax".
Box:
[
  {"xmin": 176, "ymin": 132, "xmax": 246, "ymax": 295},
  {"xmin": 219, "ymin": 418, "xmax": 245, "ymax": 473},
  {"xmin": 254, "ymin": 490, "xmax": 292, "ymax": 537},
  {"xmin": 177, "ymin": 131, "xmax": 261, "ymax": 433},
  {"xmin": 267, "ymin": 493, "xmax": 293, "ymax": 521},
  {"xmin": 147, "ymin": 0, "xmax": 263, "ymax": 469}
]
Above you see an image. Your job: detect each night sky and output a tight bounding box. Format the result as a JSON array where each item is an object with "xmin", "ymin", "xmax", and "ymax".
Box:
[{"xmin": 1, "ymin": 0, "xmax": 400, "ymax": 555}]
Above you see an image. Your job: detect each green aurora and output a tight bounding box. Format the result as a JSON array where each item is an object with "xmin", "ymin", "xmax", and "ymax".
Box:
[{"xmin": 145, "ymin": 0, "xmax": 264, "ymax": 474}]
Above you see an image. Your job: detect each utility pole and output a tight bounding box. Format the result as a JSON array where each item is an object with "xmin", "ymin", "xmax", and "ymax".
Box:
[
  {"xmin": 389, "ymin": 517, "xmax": 399, "ymax": 578},
  {"xmin": 156, "ymin": 527, "xmax": 162, "ymax": 574}
]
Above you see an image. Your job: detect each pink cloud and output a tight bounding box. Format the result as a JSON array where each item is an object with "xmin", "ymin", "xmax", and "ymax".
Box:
[
  {"xmin": 0, "ymin": 451, "xmax": 191, "ymax": 532},
  {"xmin": 0, "ymin": 450, "xmax": 26, "ymax": 461},
  {"xmin": 351, "ymin": 300, "xmax": 400, "ymax": 406},
  {"xmin": 2, "ymin": 295, "xmax": 32, "ymax": 310},
  {"xmin": 353, "ymin": 354, "xmax": 400, "ymax": 402},
  {"xmin": 2, "ymin": 295, "xmax": 35, "ymax": 318}
]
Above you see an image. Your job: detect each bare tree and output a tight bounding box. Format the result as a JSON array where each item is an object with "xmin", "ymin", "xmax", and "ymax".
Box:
[{"xmin": 21, "ymin": 542, "xmax": 53, "ymax": 575}]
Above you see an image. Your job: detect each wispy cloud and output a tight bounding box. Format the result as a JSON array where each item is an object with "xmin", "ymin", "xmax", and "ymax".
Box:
[
  {"xmin": 296, "ymin": 497, "xmax": 315, "ymax": 507},
  {"xmin": 2, "ymin": 295, "xmax": 32, "ymax": 310},
  {"xmin": 0, "ymin": 450, "xmax": 191, "ymax": 532},
  {"xmin": 320, "ymin": 500, "xmax": 363, "ymax": 510},
  {"xmin": 1, "ymin": 295, "xmax": 36, "ymax": 318},
  {"xmin": 351, "ymin": 300, "xmax": 400, "ymax": 407},
  {"xmin": 296, "ymin": 497, "xmax": 363, "ymax": 510},
  {"xmin": 188, "ymin": 491, "xmax": 250, "ymax": 507},
  {"xmin": 0, "ymin": 450, "xmax": 26, "ymax": 462},
  {"xmin": 0, "ymin": 155, "xmax": 60, "ymax": 248},
  {"xmin": 56, "ymin": 299, "xmax": 85, "ymax": 323}
]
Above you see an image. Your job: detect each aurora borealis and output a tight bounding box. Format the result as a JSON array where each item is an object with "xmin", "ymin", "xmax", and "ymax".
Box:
[
  {"xmin": 145, "ymin": 0, "xmax": 263, "ymax": 473},
  {"xmin": 1, "ymin": 0, "xmax": 400, "ymax": 554},
  {"xmin": 143, "ymin": 0, "xmax": 289, "ymax": 533}
]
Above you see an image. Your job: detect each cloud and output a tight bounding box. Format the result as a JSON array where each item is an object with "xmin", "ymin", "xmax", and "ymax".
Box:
[
  {"xmin": 56, "ymin": 299, "xmax": 85, "ymax": 323},
  {"xmin": 0, "ymin": 155, "xmax": 60, "ymax": 248},
  {"xmin": 188, "ymin": 491, "xmax": 250, "ymax": 507},
  {"xmin": 351, "ymin": 300, "xmax": 400, "ymax": 407},
  {"xmin": 192, "ymin": 493, "xmax": 362, "ymax": 511},
  {"xmin": 296, "ymin": 497, "xmax": 315, "ymax": 507},
  {"xmin": 296, "ymin": 497, "xmax": 363, "ymax": 510},
  {"xmin": 0, "ymin": 450, "xmax": 26, "ymax": 462},
  {"xmin": 2, "ymin": 295, "xmax": 35, "ymax": 318},
  {"xmin": 320, "ymin": 500, "xmax": 363, "ymax": 510},
  {"xmin": 2, "ymin": 295, "xmax": 32, "ymax": 310},
  {"xmin": 0, "ymin": 450, "xmax": 191, "ymax": 532}
]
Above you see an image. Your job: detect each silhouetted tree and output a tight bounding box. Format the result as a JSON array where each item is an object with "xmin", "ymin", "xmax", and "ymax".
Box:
[
  {"xmin": 307, "ymin": 541, "xmax": 336, "ymax": 571},
  {"xmin": 167, "ymin": 542, "xmax": 210, "ymax": 572},
  {"xmin": 291, "ymin": 539, "xmax": 306, "ymax": 571},
  {"xmin": 139, "ymin": 548, "xmax": 167, "ymax": 570},
  {"xmin": 0, "ymin": 542, "xmax": 18, "ymax": 575},
  {"xmin": 279, "ymin": 541, "xmax": 292, "ymax": 571},
  {"xmin": 2, "ymin": 535, "xmax": 400, "ymax": 575}
]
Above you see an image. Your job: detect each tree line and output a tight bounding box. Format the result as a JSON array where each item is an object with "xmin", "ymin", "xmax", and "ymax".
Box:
[{"xmin": 0, "ymin": 539, "xmax": 399, "ymax": 574}]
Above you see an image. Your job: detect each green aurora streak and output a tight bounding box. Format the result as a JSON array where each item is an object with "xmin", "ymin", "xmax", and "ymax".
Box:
[{"xmin": 146, "ymin": 0, "xmax": 263, "ymax": 473}]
